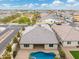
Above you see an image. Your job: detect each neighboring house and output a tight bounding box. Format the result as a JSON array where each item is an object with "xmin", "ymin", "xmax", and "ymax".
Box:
[
  {"xmin": 41, "ymin": 19, "xmax": 55, "ymax": 24},
  {"xmin": 74, "ymin": 15, "xmax": 79, "ymax": 22},
  {"xmin": 41, "ymin": 19, "xmax": 64, "ymax": 24},
  {"xmin": 20, "ymin": 24, "xmax": 58, "ymax": 49},
  {"xmin": 0, "ymin": 27, "xmax": 6, "ymax": 32},
  {"xmin": 0, "ymin": 27, "xmax": 7, "ymax": 36},
  {"xmin": 53, "ymin": 24, "xmax": 79, "ymax": 47}
]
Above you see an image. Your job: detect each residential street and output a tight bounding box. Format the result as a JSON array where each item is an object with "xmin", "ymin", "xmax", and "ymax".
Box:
[{"xmin": 0, "ymin": 28, "xmax": 19, "ymax": 55}]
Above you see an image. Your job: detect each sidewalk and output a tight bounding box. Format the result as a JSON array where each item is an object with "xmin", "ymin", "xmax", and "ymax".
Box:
[{"xmin": 61, "ymin": 47, "xmax": 74, "ymax": 59}]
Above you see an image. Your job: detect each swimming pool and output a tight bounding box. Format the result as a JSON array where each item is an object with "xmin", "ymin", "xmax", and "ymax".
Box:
[{"xmin": 29, "ymin": 51, "xmax": 56, "ymax": 59}]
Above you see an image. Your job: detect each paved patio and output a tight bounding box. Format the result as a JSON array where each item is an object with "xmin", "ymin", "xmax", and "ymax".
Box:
[{"xmin": 15, "ymin": 49, "xmax": 59, "ymax": 59}]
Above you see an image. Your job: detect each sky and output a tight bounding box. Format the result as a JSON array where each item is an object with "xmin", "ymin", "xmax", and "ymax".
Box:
[{"xmin": 0, "ymin": 0, "xmax": 79, "ymax": 10}]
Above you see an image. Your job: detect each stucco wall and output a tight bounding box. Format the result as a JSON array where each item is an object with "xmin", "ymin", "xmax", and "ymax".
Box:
[
  {"xmin": 45, "ymin": 44, "xmax": 57, "ymax": 49},
  {"xmin": 63, "ymin": 41, "xmax": 79, "ymax": 47},
  {"xmin": 20, "ymin": 44, "xmax": 33, "ymax": 49},
  {"xmin": 20, "ymin": 44, "xmax": 58, "ymax": 49}
]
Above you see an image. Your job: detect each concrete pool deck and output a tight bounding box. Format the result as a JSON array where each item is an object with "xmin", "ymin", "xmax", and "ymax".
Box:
[{"xmin": 15, "ymin": 49, "xmax": 59, "ymax": 59}]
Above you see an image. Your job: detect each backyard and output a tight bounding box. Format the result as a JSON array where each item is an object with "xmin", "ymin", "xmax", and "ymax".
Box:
[{"xmin": 70, "ymin": 51, "xmax": 79, "ymax": 59}]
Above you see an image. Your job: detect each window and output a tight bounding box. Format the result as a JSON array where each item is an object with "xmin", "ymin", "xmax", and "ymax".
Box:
[
  {"xmin": 67, "ymin": 41, "xmax": 71, "ymax": 44},
  {"xmin": 78, "ymin": 41, "xmax": 79, "ymax": 44},
  {"xmin": 24, "ymin": 44, "xmax": 29, "ymax": 47},
  {"xmin": 49, "ymin": 44, "xmax": 53, "ymax": 47}
]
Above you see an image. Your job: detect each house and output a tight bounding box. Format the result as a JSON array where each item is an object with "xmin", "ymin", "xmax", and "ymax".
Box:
[
  {"xmin": 41, "ymin": 18, "xmax": 64, "ymax": 24},
  {"xmin": 74, "ymin": 15, "xmax": 79, "ymax": 22},
  {"xmin": 53, "ymin": 24, "xmax": 79, "ymax": 47},
  {"xmin": 0, "ymin": 27, "xmax": 6, "ymax": 32},
  {"xmin": 42, "ymin": 19, "xmax": 55, "ymax": 24},
  {"xmin": 20, "ymin": 24, "xmax": 58, "ymax": 49}
]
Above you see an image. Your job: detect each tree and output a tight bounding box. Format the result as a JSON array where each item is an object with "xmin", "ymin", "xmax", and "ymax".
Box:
[
  {"xmin": 31, "ymin": 12, "xmax": 41, "ymax": 25},
  {"xmin": 6, "ymin": 44, "xmax": 12, "ymax": 52},
  {"xmin": 13, "ymin": 37, "xmax": 18, "ymax": 43},
  {"xmin": 18, "ymin": 16, "xmax": 31, "ymax": 25},
  {"xmin": 17, "ymin": 32, "xmax": 20, "ymax": 37},
  {"xmin": 59, "ymin": 50, "xmax": 66, "ymax": 59},
  {"xmin": 3, "ymin": 53, "xmax": 11, "ymax": 59},
  {"xmin": 0, "ymin": 13, "xmax": 21, "ymax": 23}
]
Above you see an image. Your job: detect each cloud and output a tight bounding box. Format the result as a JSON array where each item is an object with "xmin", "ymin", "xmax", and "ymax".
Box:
[
  {"xmin": 23, "ymin": 3, "xmax": 34, "ymax": 9},
  {"xmin": 2, "ymin": 4, "xmax": 11, "ymax": 7},
  {"xmin": 66, "ymin": 0, "xmax": 79, "ymax": 7},
  {"xmin": 41, "ymin": 4, "xmax": 48, "ymax": 7},
  {"xmin": 66, "ymin": 3, "xmax": 78, "ymax": 7},
  {"xmin": 0, "ymin": 0, "xmax": 21, "ymax": 1},
  {"xmin": 67, "ymin": 0, "xmax": 77, "ymax": 3},
  {"xmin": 0, "ymin": 0, "xmax": 79, "ymax": 10},
  {"xmin": 38, "ymin": 0, "xmax": 46, "ymax": 1},
  {"xmin": 65, "ymin": 1, "xmax": 79, "ymax": 10},
  {"xmin": 10, "ymin": 0, "xmax": 20, "ymax": 1},
  {"xmin": 52, "ymin": 0, "xmax": 64, "ymax": 6},
  {"xmin": 0, "ymin": 3, "xmax": 35, "ymax": 9},
  {"xmin": 28, "ymin": 3, "xmax": 34, "ymax": 8}
]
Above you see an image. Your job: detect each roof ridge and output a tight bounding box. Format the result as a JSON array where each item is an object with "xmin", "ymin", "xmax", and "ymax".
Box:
[{"xmin": 23, "ymin": 25, "xmax": 56, "ymax": 39}]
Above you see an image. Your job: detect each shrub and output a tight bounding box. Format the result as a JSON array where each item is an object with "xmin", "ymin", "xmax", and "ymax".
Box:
[
  {"xmin": 13, "ymin": 51, "xmax": 17, "ymax": 58},
  {"xmin": 18, "ymin": 16, "xmax": 31, "ymax": 24},
  {"xmin": 59, "ymin": 50, "xmax": 66, "ymax": 59},
  {"xmin": 17, "ymin": 32, "xmax": 20, "ymax": 37},
  {"xmin": 13, "ymin": 37, "xmax": 18, "ymax": 43},
  {"xmin": 2, "ymin": 52, "xmax": 11, "ymax": 59},
  {"xmin": 55, "ymin": 57, "xmax": 59, "ymax": 59},
  {"xmin": 6, "ymin": 44, "xmax": 12, "ymax": 52}
]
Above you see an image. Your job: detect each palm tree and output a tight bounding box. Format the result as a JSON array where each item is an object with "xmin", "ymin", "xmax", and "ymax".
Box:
[{"xmin": 13, "ymin": 37, "xmax": 20, "ymax": 49}]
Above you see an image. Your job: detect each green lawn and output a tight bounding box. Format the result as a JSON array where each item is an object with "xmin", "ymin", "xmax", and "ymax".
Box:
[
  {"xmin": 70, "ymin": 51, "xmax": 79, "ymax": 59},
  {"xmin": 12, "ymin": 16, "xmax": 31, "ymax": 25}
]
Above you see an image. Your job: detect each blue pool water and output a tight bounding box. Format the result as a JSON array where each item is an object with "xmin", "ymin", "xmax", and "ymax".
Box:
[{"xmin": 30, "ymin": 51, "xmax": 56, "ymax": 59}]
